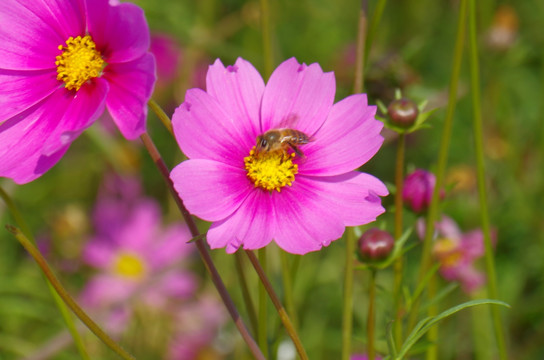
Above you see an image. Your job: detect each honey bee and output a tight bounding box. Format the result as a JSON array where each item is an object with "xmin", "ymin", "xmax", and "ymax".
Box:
[{"xmin": 255, "ymin": 128, "xmax": 311, "ymax": 157}]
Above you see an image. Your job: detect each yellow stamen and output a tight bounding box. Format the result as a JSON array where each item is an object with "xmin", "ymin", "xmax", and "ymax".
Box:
[
  {"xmin": 55, "ymin": 35, "xmax": 105, "ymax": 91},
  {"xmin": 244, "ymin": 147, "xmax": 298, "ymax": 192},
  {"xmin": 114, "ymin": 252, "xmax": 146, "ymax": 279},
  {"xmin": 433, "ymin": 238, "xmax": 463, "ymax": 267}
]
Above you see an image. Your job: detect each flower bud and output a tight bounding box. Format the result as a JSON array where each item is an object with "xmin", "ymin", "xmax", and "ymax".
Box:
[
  {"xmin": 403, "ymin": 169, "xmax": 441, "ymax": 214},
  {"xmin": 357, "ymin": 228, "xmax": 394, "ymax": 262},
  {"xmin": 387, "ymin": 98, "xmax": 419, "ymax": 128}
]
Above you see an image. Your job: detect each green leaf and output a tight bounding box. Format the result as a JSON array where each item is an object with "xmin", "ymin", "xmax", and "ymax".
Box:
[{"xmin": 396, "ymin": 299, "xmax": 510, "ymax": 359}]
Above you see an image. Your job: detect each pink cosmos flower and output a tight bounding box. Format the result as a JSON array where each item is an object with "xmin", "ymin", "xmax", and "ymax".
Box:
[
  {"xmin": 171, "ymin": 57, "xmax": 388, "ymax": 255},
  {"xmin": 419, "ymin": 216, "xmax": 495, "ymax": 294},
  {"xmin": 81, "ymin": 177, "xmax": 196, "ymax": 310},
  {"xmin": 0, "ymin": 0, "xmax": 155, "ymax": 184},
  {"xmin": 150, "ymin": 33, "xmax": 182, "ymax": 87}
]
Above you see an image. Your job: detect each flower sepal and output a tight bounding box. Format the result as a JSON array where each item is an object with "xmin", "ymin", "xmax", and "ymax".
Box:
[{"xmin": 376, "ymin": 89, "xmax": 436, "ymax": 134}]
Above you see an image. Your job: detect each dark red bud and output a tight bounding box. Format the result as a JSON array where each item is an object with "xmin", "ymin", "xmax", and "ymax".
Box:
[
  {"xmin": 387, "ymin": 98, "xmax": 419, "ymax": 128},
  {"xmin": 357, "ymin": 228, "xmax": 395, "ymax": 262}
]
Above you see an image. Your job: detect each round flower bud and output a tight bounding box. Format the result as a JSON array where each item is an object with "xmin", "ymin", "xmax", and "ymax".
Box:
[
  {"xmin": 402, "ymin": 169, "xmax": 441, "ymax": 214},
  {"xmin": 357, "ymin": 228, "xmax": 395, "ymax": 262},
  {"xmin": 387, "ymin": 98, "xmax": 419, "ymax": 128}
]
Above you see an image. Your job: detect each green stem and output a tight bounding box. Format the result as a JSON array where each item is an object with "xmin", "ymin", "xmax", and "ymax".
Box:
[
  {"xmin": 364, "ymin": 0, "xmax": 387, "ymax": 66},
  {"xmin": 0, "ymin": 187, "xmax": 90, "ymax": 360},
  {"xmin": 353, "ymin": 0, "xmax": 368, "ymax": 93},
  {"xmin": 467, "ymin": 1, "xmax": 508, "ymax": 358},
  {"xmin": 409, "ymin": 0, "xmax": 467, "ymax": 331},
  {"xmin": 148, "ymin": 99, "xmax": 174, "ymax": 136},
  {"xmin": 367, "ymin": 269, "xmax": 377, "ymax": 360},
  {"xmin": 235, "ymin": 252, "xmax": 259, "ymax": 336},
  {"xmin": 260, "ymin": 0, "xmax": 273, "ymax": 79},
  {"xmin": 425, "ymin": 276, "xmax": 438, "ymax": 360},
  {"xmin": 393, "ymin": 133, "xmax": 406, "ymax": 349},
  {"xmin": 6, "ymin": 225, "xmax": 133, "ymax": 360},
  {"xmin": 139, "ymin": 132, "xmax": 265, "ymax": 360},
  {"xmin": 245, "ymin": 250, "xmax": 309, "ymax": 360},
  {"xmin": 280, "ymin": 251, "xmax": 298, "ymax": 330},
  {"xmin": 257, "ymin": 247, "xmax": 269, "ymax": 356},
  {"xmin": 341, "ymin": 227, "xmax": 356, "ymax": 360}
]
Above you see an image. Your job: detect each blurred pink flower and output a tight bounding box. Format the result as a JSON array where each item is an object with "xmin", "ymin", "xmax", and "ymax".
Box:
[
  {"xmin": 403, "ymin": 169, "xmax": 443, "ymax": 213},
  {"xmin": 150, "ymin": 33, "xmax": 182, "ymax": 86},
  {"xmin": 167, "ymin": 295, "xmax": 227, "ymax": 360},
  {"xmin": 81, "ymin": 177, "xmax": 196, "ymax": 310},
  {"xmin": 170, "ymin": 57, "xmax": 388, "ymax": 255},
  {"xmin": 0, "ymin": 0, "xmax": 155, "ymax": 184},
  {"xmin": 420, "ymin": 216, "xmax": 495, "ymax": 294},
  {"xmin": 351, "ymin": 355, "xmax": 382, "ymax": 360}
]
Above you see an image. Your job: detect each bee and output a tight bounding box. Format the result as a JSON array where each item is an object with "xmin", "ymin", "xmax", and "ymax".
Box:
[{"xmin": 255, "ymin": 128, "xmax": 311, "ymax": 157}]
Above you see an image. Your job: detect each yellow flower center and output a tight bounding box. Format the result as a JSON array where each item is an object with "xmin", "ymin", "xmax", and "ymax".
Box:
[
  {"xmin": 114, "ymin": 252, "xmax": 146, "ymax": 279},
  {"xmin": 244, "ymin": 147, "xmax": 298, "ymax": 192},
  {"xmin": 432, "ymin": 238, "xmax": 462, "ymax": 267},
  {"xmin": 55, "ymin": 35, "xmax": 105, "ymax": 91}
]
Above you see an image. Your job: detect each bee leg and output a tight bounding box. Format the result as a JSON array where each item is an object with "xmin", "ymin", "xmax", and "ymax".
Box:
[{"xmin": 289, "ymin": 143, "xmax": 305, "ymax": 158}]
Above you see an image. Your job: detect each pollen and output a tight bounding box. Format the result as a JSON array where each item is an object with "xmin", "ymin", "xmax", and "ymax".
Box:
[
  {"xmin": 433, "ymin": 238, "xmax": 462, "ymax": 267},
  {"xmin": 114, "ymin": 252, "xmax": 146, "ymax": 279},
  {"xmin": 244, "ymin": 147, "xmax": 299, "ymax": 192},
  {"xmin": 55, "ymin": 35, "xmax": 105, "ymax": 91}
]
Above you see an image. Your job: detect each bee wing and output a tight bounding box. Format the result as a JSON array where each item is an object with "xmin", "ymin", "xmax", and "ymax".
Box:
[{"xmin": 276, "ymin": 113, "xmax": 300, "ymax": 130}]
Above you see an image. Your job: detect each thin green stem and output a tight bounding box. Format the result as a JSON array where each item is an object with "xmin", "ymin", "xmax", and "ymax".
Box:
[
  {"xmin": 245, "ymin": 250, "xmax": 309, "ymax": 360},
  {"xmin": 341, "ymin": 227, "xmax": 356, "ymax": 360},
  {"xmin": 425, "ymin": 277, "xmax": 438, "ymax": 360},
  {"xmin": 353, "ymin": 0, "xmax": 368, "ymax": 93},
  {"xmin": 364, "ymin": 0, "xmax": 387, "ymax": 65},
  {"xmin": 393, "ymin": 133, "xmax": 406, "ymax": 349},
  {"xmin": 257, "ymin": 247, "xmax": 269, "ymax": 356},
  {"xmin": 6, "ymin": 225, "xmax": 134, "ymax": 360},
  {"xmin": 235, "ymin": 252, "xmax": 259, "ymax": 336},
  {"xmin": 467, "ymin": 0, "xmax": 508, "ymax": 358},
  {"xmin": 409, "ymin": 0, "xmax": 467, "ymax": 331},
  {"xmin": 139, "ymin": 132, "xmax": 265, "ymax": 360},
  {"xmin": 0, "ymin": 187, "xmax": 90, "ymax": 360},
  {"xmin": 148, "ymin": 99, "xmax": 174, "ymax": 136},
  {"xmin": 280, "ymin": 251, "xmax": 298, "ymax": 330},
  {"xmin": 367, "ymin": 269, "xmax": 377, "ymax": 360},
  {"xmin": 260, "ymin": 0, "xmax": 273, "ymax": 79}
]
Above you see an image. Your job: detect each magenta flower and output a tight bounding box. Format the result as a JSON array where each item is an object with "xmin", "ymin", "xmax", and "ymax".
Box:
[
  {"xmin": 0, "ymin": 0, "xmax": 155, "ymax": 184},
  {"xmin": 150, "ymin": 33, "xmax": 181, "ymax": 86},
  {"xmin": 81, "ymin": 177, "xmax": 196, "ymax": 309},
  {"xmin": 424, "ymin": 216, "xmax": 495, "ymax": 294},
  {"xmin": 402, "ymin": 169, "xmax": 442, "ymax": 213},
  {"xmin": 171, "ymin": 57, "xmax": 388, "ymax": 255}
]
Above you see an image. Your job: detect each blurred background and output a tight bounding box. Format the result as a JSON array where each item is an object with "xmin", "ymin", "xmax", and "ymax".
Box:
[{"xmin": 0, "ymin": 0, "xmax": 543, "ymax": 359}]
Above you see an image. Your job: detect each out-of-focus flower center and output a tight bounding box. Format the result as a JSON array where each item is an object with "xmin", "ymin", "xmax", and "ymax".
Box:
[
  {"xmin": 55, "ymin": 35, "xmax": 104, "ymax": 91},
  {"xmin": 433, "ymin": 238, "xmax": 462, "ymax": 267},
  {"xmin": 244, "ymin": 147, "xmax": 298, "ymax": 192},
  {"xmin": 114, "ymin": 252, "xmax": 146, "ymax": 279}
]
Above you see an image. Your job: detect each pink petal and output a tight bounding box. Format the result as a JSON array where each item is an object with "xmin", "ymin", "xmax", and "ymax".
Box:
[
  {"xmin": 83, "ymin": 239, "xmax": 116, "ymax": 268},
  {"xmin": 104, "ymin": 53, "xmax": 155, "ymax": 139},
  {"xmin": 207, "ymin": 189, "xmax": 274, "ymax": 253},
  {"xmin": 300, "ymin": 94, "xmax": 384, "ymax": 176},
  {"xmin": 42, "ymin": 78, "xmax": 108, "ymax": 155},
  {"xmin": 0, "ymin": 0, "xmax": 85, "ymax": 70},
  {"xmin": 172, "ymin": 88, "xmax": 252, "ymax": 164},
  {"xmin": 272, "ymin": 179, "xmax": 346, "ymax": 255},
  {"xmin": 0, "ymin": 69, "xmax": 60, "ymax": 124},
  {"xmin": 0, "ymin": 89, "xmax": 73, "ymax": 183},
  {"xmin": 299, "ymin": 171, "xmax": 388, "ymax": 226},
  {"xmin": 87, "ymin": 0, "xmax": 150, "ymax": 64},
  {"xmin": 260, "ymin": 58, "xmax": 335, "ymax": 136},
  {"xmin": 79, "ymin": 275, "xmax": 138, "ymax": 308},
  {"xmin": 116, "ymin": 200, "xmax": 160, "ymax": 252},
  {"xmin": 206, "ymin": 58, "xmax": 265, "ymax": 147},
  {"xmin": 170, "ymin": 159, "xmax": 252, "ymax": 222},
  {"xmin": 150, "ymin": 224, "xmax": 193, "ymax": 268}
]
